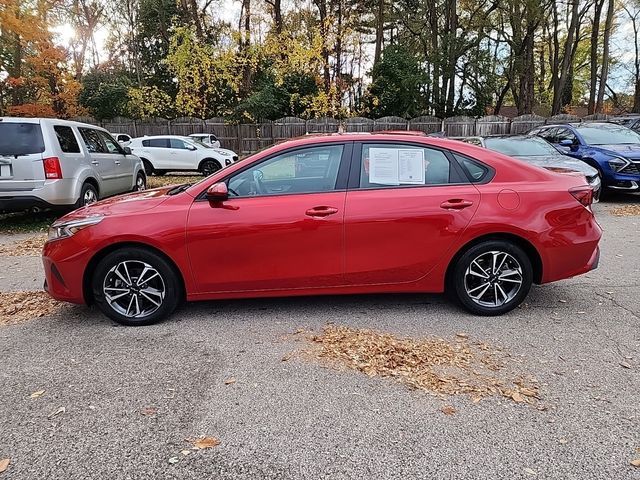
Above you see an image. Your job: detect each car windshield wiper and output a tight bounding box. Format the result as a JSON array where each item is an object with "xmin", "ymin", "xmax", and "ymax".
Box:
[{"xmin": 167, "ymin": 183, "xmax": 192, "ymax": 195}]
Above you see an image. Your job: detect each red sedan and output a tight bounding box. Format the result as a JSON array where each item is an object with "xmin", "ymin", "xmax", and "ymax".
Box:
[{"xmin": 43, "ymin": 133, "xmax": 602, "ymax": 326}]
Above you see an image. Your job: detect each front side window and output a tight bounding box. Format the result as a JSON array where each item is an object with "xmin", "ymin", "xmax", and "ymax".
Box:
[
  {"xmin": 170, "ymin": 138, "xmax": 190, "ymax": 149},
  {"xmin": 97, "ymin": 131, "xmax": 123, "ymax": 154},
  {"xmin": 54, "ymin": 126, "xmax": 80, "ymax": 153},
  {"xmin": 360, "ymin": 144, "xmax": 451, "ymax": 188},
  {"xmin": 555, "ymin": 128, "xmax": 579, "ymax": 145},
  {"xmin": 79, "ymin": 128, "xmax": 107, "ymax": 154},
  {"xmin": 228, "ymin": 145, "xmax": 344, "ymax": 197},
  {"xmin": 537, "ymin": 128, "xmax": 558, "ymax": 143}
]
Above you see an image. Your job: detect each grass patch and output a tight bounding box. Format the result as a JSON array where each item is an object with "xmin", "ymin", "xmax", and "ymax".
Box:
[
  {"xmin": 0, "ymin": 211, "xmax": 58, "ymax": 234},
  {"xmin": 147, "ymin": 175, "xmax": 203, "ymax": 189}
]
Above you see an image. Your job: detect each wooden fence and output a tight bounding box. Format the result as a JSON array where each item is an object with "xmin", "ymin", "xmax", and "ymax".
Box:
[{"xmin": 72, "ymin": 113, "xmax": 621, "ymax": 155}]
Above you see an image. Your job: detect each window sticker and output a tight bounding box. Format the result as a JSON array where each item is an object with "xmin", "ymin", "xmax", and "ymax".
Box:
[
  {"xmin": 398, "ymin": 149, "xmax": 425, "ymax": 184},
  {"xmin": 368, "ymin": 148, "xmax": 427, "ymax": 185},
  {"xmin": 369, "ymin": 148, "xmax": 399, "ymax": 185}
]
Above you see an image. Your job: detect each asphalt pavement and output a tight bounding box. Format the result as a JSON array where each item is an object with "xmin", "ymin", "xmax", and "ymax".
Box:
[{"xmin": 0, "ymin": 199, "xmax": 638, "ymax": 479}]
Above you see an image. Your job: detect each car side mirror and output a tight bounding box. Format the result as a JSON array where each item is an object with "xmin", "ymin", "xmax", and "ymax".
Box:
[
  {"xmin": 559, "ymin": 139, "xmax": 573, "ymax": 147},
  {"xmin": 187, "ymin": 145, "xmax": 197, "ymax": 151},
  {"xmin": 123, "ymin": 146, "xmax": 132, "ymax": 155},
  {"xmin": 206, "ymin": 182, "xmax": 228, "ymax": 202}
]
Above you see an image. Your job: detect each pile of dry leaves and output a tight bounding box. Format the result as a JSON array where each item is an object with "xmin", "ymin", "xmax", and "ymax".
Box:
[
  {"xmin": 147, "ymin": 175, "xmax": 202, "ymax": 189},
  {"xmin": 302, "ymin": 325, "xmax": 539, "ymax": 405},
  {"xmin": 0, "ymin": 235, "xmax": 47, "ymax": 256},
  {"xmin": 611, "ymin": 205, "xmax": 640, "ymax": 217},
  {"xmin": 0, "ymin": 291, "xmax": 62, "ymax": 325}
]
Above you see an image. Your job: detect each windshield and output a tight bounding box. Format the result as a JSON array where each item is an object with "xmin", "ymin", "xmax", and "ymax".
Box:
[
  {"xmin": 0, "ymin": 122, "xmax": 45, "ymax": 156},
  {"xmin": 188, "ymin": 138, "xmax": 212, "ymax": 149},
  {"xmin": 577, "ymin": 125, "xmax": 640, "ymax": 145},
  {"xmin": 484, "ymin": 137, "xmax": 559, "ymax": 156}
]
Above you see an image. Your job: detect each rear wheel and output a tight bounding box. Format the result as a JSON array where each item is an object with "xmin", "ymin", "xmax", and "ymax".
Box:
[
  {"xmin": 450, "ymin": 240, "xmax": 533, "ymax": 316},
  {"xmin": 75, "ymin": 182, "xmax": 98, "ymax": 209},
  {"xmin": 133, "ymin": 172, "xmax": 146, "ymax": 192},
  {"xmin": 200, "ymin": 159, "xmax": 221, "ymax": 176},
  {"xmin": 92, "ymin": 248, "xmax": 181, "ymax": 326}
]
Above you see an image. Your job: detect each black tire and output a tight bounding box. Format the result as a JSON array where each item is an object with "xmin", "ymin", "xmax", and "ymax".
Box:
[
  {"xmin": 200, "ymin": 159, "xmax": 221, "ymax": 176},
  {"xmin": 75, "ymin": 182, "xmax": 98, "ymax": 209},
  {"xmin": 92, "ymin": 247, "xmax": 181, "ymax": 326},
  {"xmin": 142, "ymin": 159, "xmax": 155, "ymax": 176},
  {"xmin": 133, "ymin": 171, "xmax": 146, "ymax": 192},
  {"xmin": 450, "ymin": 240, "xmax": 533, "ymax": 316},
  {"xmin": 154, "ymin": 170, "xmax": 166, "ymax": 176}
]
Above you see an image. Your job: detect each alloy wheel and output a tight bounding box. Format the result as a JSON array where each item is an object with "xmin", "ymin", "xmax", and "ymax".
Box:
[
  {"xmin": 136, "ymin": 174, "xmax": 146, "ymax": 191},
  {"xmin": 102, "ymin": 260, "xmax": 166, "ymax": 318},
  {"xmin": 83, "ymin": 188, "xmax": 97, "ymax": 205},
  {"xmin": 464, "ymin": 250, "xmax": 523, "ymax": 308}
]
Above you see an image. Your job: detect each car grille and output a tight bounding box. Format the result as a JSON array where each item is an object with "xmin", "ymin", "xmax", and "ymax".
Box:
[{"xmin": 621, "ymin": 162, "xmax": 640, "ymax": 175}]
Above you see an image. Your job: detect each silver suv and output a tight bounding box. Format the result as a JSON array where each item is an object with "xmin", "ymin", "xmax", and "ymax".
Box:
[{"xmin": 0, "ymin": 118, "xmax": 146, "ymax": 212}]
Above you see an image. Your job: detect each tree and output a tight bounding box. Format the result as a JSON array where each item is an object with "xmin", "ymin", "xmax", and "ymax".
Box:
[{"xmin": 80, "ymin": 66, "xmax": 133, "ymax": 119}]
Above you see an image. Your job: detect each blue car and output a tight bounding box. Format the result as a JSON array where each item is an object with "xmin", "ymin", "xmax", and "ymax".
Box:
[{"xmin": 528, "ymin": 122, "xmax": 640, "ymax": 193}]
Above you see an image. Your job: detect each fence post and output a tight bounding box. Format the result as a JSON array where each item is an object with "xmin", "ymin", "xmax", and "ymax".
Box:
[{"xmin": 237, "ymin": 124, "xmax": 242, "ymax": 155}]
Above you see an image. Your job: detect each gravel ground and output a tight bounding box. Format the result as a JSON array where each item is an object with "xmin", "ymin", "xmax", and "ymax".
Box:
[{"xmin": 0, "ymin": 198, "xmax": 638, "ymax": 479}]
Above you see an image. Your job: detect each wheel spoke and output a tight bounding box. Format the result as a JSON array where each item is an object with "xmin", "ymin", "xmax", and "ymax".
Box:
[
  {"xmin": 140, "ymin": 291, "xmax": 161, "ymax": 307},
  {"xmin": 106, "ymin": 290, "xmax": 130, "ymax": 302},
  {"xmin": 469, "ymin": 260, "xmax": 489, "ymax": 278},
  {"xmin": 470, "ymin": 283, "xmax": 491, "ymax": 300},
  {"xmin": 125, "ymin": 294, "xmax": 135, "ymax": 316}
]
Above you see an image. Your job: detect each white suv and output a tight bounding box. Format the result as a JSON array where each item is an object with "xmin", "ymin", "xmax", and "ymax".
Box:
[
  {"xmin": 129, "ymin": 135, "xmax": 238, "ymax": 176},
  {"xmin": 188, "ymin": 133, "xmax": 221, "ymax": 148},
  {"xmin": 0, "ymin": 117, "xmax": 146, "ymax": 213}
]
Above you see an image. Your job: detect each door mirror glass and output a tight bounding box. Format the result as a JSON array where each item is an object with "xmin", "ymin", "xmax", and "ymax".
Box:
[
  {"xmin": 187, "ymin": 144, "xmax": 197, "ymax": 151},
  {"xmin": 123, "ymin": 146, "xmax": 132, "ymax": 155},
  {"xmin": 206, "ymin": 182, "xmax": 228, "ymax": 201},
  {"xmin": 559, "ymin": 139, "xmax": 573, "ymax": 147}
]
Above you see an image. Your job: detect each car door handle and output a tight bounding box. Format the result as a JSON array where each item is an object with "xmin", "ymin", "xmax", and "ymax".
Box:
[
  {"xmin": 114, "ymin": 161, "xmax": 121, "ymax": 165},
  {"xmin": 91, "ymin": 160, "xmax": 99, "ymax": 165},
  {"xmin": 440, "ymin": 199, "xmax": 474, "ymax": 210},
  {"xmin": 306, "ymin": 206, "xmax": 339, "ymax": 217}
]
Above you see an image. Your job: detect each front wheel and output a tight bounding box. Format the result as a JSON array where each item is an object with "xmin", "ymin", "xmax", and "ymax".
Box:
[
  {"xmin": 450, "ymin": 240, "xmax": 533, "ymax": 316},
  {"xmin": 200, "ymin": 159, "xmax": 221, "ymax": 176},
  {"xmin": 92, "ymin": 248, "xmax": 181, "ymax": 326}
]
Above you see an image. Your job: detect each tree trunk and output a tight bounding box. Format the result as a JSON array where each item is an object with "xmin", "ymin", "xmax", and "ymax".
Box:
[
  {"xmin": 596, "ymin": 0, "xmax": 615, "ymax": 112},
  {"xmin": 552, "ymin": 0, "xmax": 579, "ymax": 114},
  {"xmin": 588, "ymin": 0, "xmax": 605, "ymax": 114},
  {"xmin": 373, "ymin": 0, "xmax": 384, "ymax": 64}
]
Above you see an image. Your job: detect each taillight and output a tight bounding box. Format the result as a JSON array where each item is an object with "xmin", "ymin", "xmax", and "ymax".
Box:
[
  {"xmin": 43, "ymin": 157, "xmax": 62, "ymax": 179},
  {"xmin": 569, "ymin": 186, "xmax": 593, "ymax": 207}
]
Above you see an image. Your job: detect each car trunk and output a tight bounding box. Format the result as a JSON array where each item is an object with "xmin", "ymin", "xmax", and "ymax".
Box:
[{"xmin": 0, "ymin": 120, "xmax": 47, "ymax": 192}]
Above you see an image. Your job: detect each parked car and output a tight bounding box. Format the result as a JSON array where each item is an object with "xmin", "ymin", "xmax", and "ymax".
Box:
[
  {"xmin": 528, "ymin": 122, "xmax": 640, "ymax": 192},
  {"xmin": 112, "ymin": 133, "xmax": 132, "ymax": 147},
  {"xmin": 462, "ymin": 135, "xmax": 601, "ymax": 201},
  {"xmin": 0, "ymin": 117, "xmax": 146, "ymax": 213},
  {"xmin": 609, "ymin": 115, "xmax": 640, "ymax": 132},
  {"xmin": 129, "ymin": 135, "xmax": 238, "ymax": 176},
  {"xmin": 188, "ymin": 133, "xmax": 221, "ymax": 148},
  {"xmin": 43, "ymin": 132, "xmax": 601, "ymax": 326}
]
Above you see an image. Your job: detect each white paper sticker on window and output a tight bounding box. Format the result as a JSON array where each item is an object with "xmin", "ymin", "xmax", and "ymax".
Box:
[
  {"xmin": 398, "ymin": 149, "xmax": 425, "ymax": 184},
  {"xmin": 369, "ymin": 148, "xmax": 399, "ymax": 185}
]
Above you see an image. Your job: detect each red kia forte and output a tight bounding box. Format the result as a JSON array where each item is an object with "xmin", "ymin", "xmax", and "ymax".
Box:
[{"xmin": 43, "ymin": 133, "xmax": 602, "ymax": 326}]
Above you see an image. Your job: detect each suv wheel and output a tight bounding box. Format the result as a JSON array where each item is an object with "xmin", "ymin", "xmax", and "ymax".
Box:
[
  {"xmin": 92, "ymin": 247, "xmax": 180, "ymax": 326},
  {"xmin": 450, "ymin": 240, "xmax": 533, "ymax": 316},
  {"xmin": 142, "ymin": 159, "xmax": 154, "ymax": 176},
  {"xmin": 134, "ymin": 172, "xmax": 146, "ymax": 192},
  {"xmin": 76, "ymin": 182, "xmax": 98, "ymax": 208},
  {"xmin": 200, "ymin": 159, "xmax": 221, "ymax": 176}
]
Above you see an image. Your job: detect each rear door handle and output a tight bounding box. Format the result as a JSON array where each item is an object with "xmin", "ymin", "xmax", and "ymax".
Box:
[
  {"xmin": 440, "ymin": 199, "xmax": 474, "ymax": 210},
  {"xmin": 91, "ymin": 160, "xmax": 99, "ymax": 165},
  {"xmin": 306, "ymin": 206, "xmax": 339, "ymax": 217}
]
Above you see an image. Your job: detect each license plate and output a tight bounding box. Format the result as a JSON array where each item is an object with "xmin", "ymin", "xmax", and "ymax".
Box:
[{"xmin": 0, "ymin": 164, "xmax": 10, "ymax": 177}]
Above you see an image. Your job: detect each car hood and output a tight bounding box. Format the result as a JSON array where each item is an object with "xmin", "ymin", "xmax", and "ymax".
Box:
[
  {"xmin": 513, "ymin": 155, "xmax": 598, "ymax": 177},
  {"xmin": 591, "ymin": 144, "xmax": 640, "ymax": 160},
  {"xmin": 62, "ymin": 187, "xmax": 174, "ymax": 220}
]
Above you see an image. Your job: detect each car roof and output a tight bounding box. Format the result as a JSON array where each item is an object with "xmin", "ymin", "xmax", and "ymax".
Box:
[
  {"xmin": 132, "ymin": 135, "xmax": 194, "ymax": 140},
  {"xmin": 0, "ymin": 116, "xmax": 108, "ymax": 131}
]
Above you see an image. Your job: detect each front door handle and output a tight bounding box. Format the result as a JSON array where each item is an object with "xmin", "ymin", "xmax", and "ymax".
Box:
[
  {"xmin": 91, "ymin": 160, "xmax": 99, "ymax": 165},
  {"xmin": 440, "ymin": 199, "xmax": 474, "ymax": 210},
  {"xmin": 306, "ymin": 206, "xmax": 339, "ymax": 217}
]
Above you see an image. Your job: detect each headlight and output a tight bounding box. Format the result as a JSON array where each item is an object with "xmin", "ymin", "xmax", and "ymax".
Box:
[
  {"xmin": 213, "ymin": 149, "xmax": 232, "ymax": 156},
  {"xmin": 48, "ymin": 216, "xmax": 104, "ymax": 241},
  {"xmin": 608, "ymin": 156, "xmax": 630, "ymax": 172}
]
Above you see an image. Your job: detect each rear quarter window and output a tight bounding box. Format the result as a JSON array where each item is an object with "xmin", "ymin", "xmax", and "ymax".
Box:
[
  {"xmin": 54, "ymin": 126, "xmax": 81, "ymax": 153},
  {"xmin": 453, "ymin": 153, "xmax": 493, "ymax": 183},
  {"xmin": 0, "ymin": 123, "xmax": 45, "ymax": 156}
]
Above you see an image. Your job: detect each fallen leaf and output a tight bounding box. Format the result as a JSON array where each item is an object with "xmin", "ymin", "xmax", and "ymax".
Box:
[
  {"xmin": 168, "ymin": 457, "xmax": 179, "ymax": 464},
  {"xmin": 441, "ymin": 405, "xmax": 456, "ymax": 415},
  {"xmin": 192, "ymin": 436, "xmax": 220, "ymax": 449},
  {"xmin": 558, "ymin": 300, "xmax": 567, "ymax": 303},
  {"xmin": 519, "ymin": 387, "xmax": 538, "ymax": 398},
  {"xmin": 180, "ymin": 450, "xmax": 191, "ymax": 456},
  {"xmin": 524, "ymin": 467, "xmax": 537, "ymax": 475},
  {"xmin": 30, "ymin": 390, "xmax": 45, "ymax": 398},
  {"xmin": 558, "ymin": 438, "xmax": 568, "ymax": 444},
  {"xmin": 141, "ymin": 407, "xmax": 158, "ymax": 416},
  {"xmin": 48, "ymin": 406, "xmax": 65, "ymax": 418},
  {"xmin": 631, "ymin": 459, "xmax": 640, "ymax": 467},
  {"xmin": 511, "ymin": 392, "xmax": 525, "ymax": 403},
  {"xmin": 456, "ymin": 332, "xmax": 468, "ymax": 339},
  {"xmin": 619, "ymin": 362, "xmax": 632, "ymax": 369},
  {"xmin": 224, "ymin": 377, "xmax": 236, "ymax": 385},
  {"xmin": 0, "ymin": 459, "xmax": 9, "ymax": 473},
  {"xmin": 281, "ymin": 352, "xmax": 292, "ymax": 362}
]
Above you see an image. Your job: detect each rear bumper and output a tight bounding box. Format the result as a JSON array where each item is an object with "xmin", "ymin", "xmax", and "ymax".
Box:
[{"xmin": 0, "ymin": 179, "xmax": 79, "ymax": 211}]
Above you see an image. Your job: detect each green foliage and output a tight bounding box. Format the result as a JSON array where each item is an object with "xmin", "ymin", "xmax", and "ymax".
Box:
[
  {"xmin": 127, "ymin": 86, "xmax": 175, "ymax": 119},
  {"xmin": 79, "ymin": 67, "xmax": 133, "ymax": 120},
  {"xmin": 363, "ymin": 45, "xmax": 428, "ymax": 118}
]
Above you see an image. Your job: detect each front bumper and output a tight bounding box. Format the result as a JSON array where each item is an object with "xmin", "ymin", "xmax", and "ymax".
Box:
[{"xmin": 42, "ymin": 237, "xmax": 92, "ymax": 304}]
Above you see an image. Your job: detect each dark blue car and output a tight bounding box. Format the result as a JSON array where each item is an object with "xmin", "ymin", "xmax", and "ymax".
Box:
[{"xmin": 528, "ymin": 122, "xmax": 640, "ymax": 193}]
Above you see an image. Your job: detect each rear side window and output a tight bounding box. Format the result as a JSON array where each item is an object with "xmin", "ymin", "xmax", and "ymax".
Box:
[
  {"xmin": 54, "ymin": 126, "xmax": 80, "ymax": 153},
  {"xmin": 0, "ymin": 123, "xmax": 45, "ymax": 156},
  {"xmin": 359, "ymin": 143, "xmax": 451, "ymax": 188},
  {"xmin": 149, "ymin": 138, "xmax": 170, "ymax": 148},
  {"xmin": 79, "ymin": 128, "xmax": 107, "ymax": 153},
  {"xmin": 454, "ymin": 153, "xmax": 492, "ymax": 183}
]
